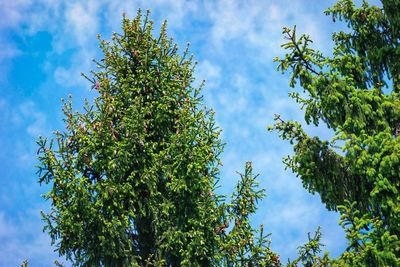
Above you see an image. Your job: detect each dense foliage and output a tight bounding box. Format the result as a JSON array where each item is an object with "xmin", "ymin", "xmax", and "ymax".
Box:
[
  {"xmin": 36, "ymin": 11, "xmax": 276, "ymax": 267},
  {"xmin": 272, "ymin": 0, "xmax": 400, "ymax": 265},
  {"xmin": 37, "ymin": 11, "xmax": 223, "ymax": 266}
]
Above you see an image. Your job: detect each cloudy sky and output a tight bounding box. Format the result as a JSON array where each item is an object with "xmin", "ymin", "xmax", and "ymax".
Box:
[{"xmin": 0, "ymin": 0, "xmax": 362, "ymax": 265}]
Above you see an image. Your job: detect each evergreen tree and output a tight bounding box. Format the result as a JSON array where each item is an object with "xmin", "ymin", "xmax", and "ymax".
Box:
[
  {"xmin": 37, "ymin": 11, "xmax": 224, "ymax": 266},
  {"xmin": 271, "ymin": 0, "xmax": 400, "ymax": 265}
]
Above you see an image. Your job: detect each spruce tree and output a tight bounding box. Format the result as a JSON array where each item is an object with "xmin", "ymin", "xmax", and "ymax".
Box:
[
  {"xmin": 271, "ymin": 0, "xmax": 400, "ymax": 265},
  {"xmin": 37, "ymin": 11, "xmax": 224, "ymax": 266}
]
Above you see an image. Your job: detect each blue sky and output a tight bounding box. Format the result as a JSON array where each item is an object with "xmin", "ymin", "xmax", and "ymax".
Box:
[{"xmin": 0, "ymin": 0, "xmax": 354, "ymax": 265}]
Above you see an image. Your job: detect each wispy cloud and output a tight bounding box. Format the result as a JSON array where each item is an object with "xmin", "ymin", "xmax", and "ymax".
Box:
[
  {"xmin": 204, "ymin": 0, "xmax": 335, "ymax": 61},
  {"xmin": 0, "ymin": 0, "xmax": 31, "ymax": 30},
  {"xmin": 0, "ymin": 100, "xmax": 49, "ymax": 168},
  {"xmin": 65, "ymin": 2, "xmax": 99, "ymax": 47},
  {"xmin": 0, "ymin": 41, "xmax": 21, "ymax": 61},
  {"xmin": 196, "ymin": 60, "xmax": 222, "ymax": 90},
  {"xmin": 18, "ymin": 101, "xmax": 48, "ymax": 137}
]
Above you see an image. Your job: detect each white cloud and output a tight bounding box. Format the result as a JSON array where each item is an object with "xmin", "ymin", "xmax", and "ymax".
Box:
[
  {"xmin": 0, "ymin": 41, "xmax": 21, "ymax": 61},
  {"xmin": 196, "ymin": 60, "xmax": 222, "ymax": 90},
  {"xmin": 49, "ymin": 1, "xmax": 100, "ymax": 87},
  {"xmin": 64, "ymin": 1, "xmax": 99, "ymax": 48},
  {"xmin": 204, "ymin": 0, "xmax": 335, "ymax": 61},
  {"xmin": 18, "ymin": 101, "xmax": 48, "ymax": 137},
  {"xmin": 0, "ymin": 0, "xmax": 100, "ymax": 87},
  {"xmin": 0, "ymin": 0, "xmax": 62, "ymax": 34},
  {"xmin": 0, "ymin": 41, "xmax": 21, "ymax": 82},
  {"xmin": 3, "ymin": 100, "xmax": 48, "ymax": 138},
  {"xmin": 0, "ymin": 0, "xmax": 31, "ymax": 29},
  {"xmin": 1, "ymin": 101, "xmax": 50, "ymax": 168}
]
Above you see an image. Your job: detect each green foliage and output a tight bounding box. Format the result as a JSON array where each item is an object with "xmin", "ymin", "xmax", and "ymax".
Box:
[
  {"xmin": 37, "ymin": 10, "xmax": 224, "ymax": 266},
  {"xmin": 335, "ymin": 200, "xmax": 400, "ymax": 266},
  {"xmin": 286, "ymin": 227, "xmax": 330, "ymax": 267},
  {"xmin": 219, "ymin": 162, "xmax": 281, "ymax": 267},
  {"xmin": 271, "ymin": 0, "xmax": 400, "ymax": 265}
]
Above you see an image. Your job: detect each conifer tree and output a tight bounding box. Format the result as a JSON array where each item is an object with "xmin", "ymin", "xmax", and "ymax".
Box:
[
  {"xmin": 271, "ymin": 0, "xmax": 400, "ymax": 265},
  {"xmin": 37, "ymin": 11, "xmax": 224, "ymax": 266}
]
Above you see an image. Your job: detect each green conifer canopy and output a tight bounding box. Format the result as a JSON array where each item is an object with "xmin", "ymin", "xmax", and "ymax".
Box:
[
  {"xmin": 37, "ymin": 11, "xmax": 224, "ymax": 266},
  {"xmin": 272, "ymin": 0, "xmax": 400, "ymax": 265}
]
